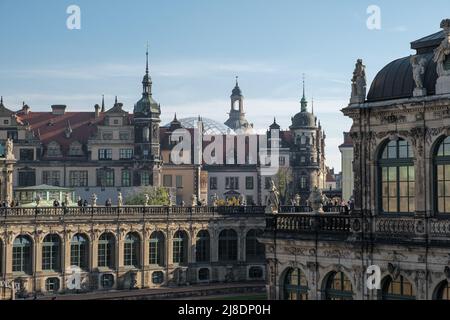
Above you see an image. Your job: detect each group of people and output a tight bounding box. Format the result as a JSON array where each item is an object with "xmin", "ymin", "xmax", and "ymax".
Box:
[
  {"xmin": 1, "ymin": 199, "xmax": 20, "ymax": 208},
  {"xmin": 74, "ymin": 197, "xmax": 113, "ymax": 207}
]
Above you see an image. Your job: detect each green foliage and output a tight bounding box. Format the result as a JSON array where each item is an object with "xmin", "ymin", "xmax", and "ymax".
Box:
[
  {"xmin": 275, "ymin": 167, "xmax": 293, "ymax": 205},
  {"xmin": 125, "ymin": 187, "xmax": 170, "ymax": 206}
]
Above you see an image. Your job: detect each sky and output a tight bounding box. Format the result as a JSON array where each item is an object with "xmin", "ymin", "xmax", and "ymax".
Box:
[{"xmin": 0, "ymin": 0, "xmax": 448, "ymax": 170}]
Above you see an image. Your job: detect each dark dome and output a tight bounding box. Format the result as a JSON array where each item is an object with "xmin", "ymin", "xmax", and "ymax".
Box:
[
  {"xmin": 367, "ymin": 53, "xmax": 437, "ymax": 102},
  {"xmin": 290, "ymin": 111, "xmax": 316, "ymax": 129}
]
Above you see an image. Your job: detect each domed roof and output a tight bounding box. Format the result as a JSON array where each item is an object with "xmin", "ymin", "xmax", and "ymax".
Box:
[
  {"xmin": 232, "ymin": 85, "xmax": 242, "ymax": 96},
  {"xmin": 134, "ymin": 95, "xmax": 160, "ymax": 116},
  {"xmin": 367, "ymin": 53, "xmax": 437, "ymax": 102},
  {"xmin": 164, "ymin": 117, "xmax": 235, "ymax": 135},
  {"xmin": 290, "ymin": 111, "xmax": 316, "ymax": 129}
]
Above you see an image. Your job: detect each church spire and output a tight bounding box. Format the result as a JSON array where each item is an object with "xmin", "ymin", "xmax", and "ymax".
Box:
[
  {"xmin": 142, "ymin": 44, "xmax": 152, "ymax": 97},
  {"xmin": 146, "ymin": 42, "xmax": 149, "ymax": 76},
  {"xmin": 101, "ymin": 95, "xmax": 105, "ymax": 113},
  {"xmin": 300, "ymin": 74, "xmax": 308, "ymax": 112}
]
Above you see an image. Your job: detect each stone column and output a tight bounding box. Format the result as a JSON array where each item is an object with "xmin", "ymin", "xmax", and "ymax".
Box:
[
  {"xmin": 238, "ymin": 227, "xmax": 246, "ymax": 262},
  {"xmin": 62, "ymin": 231, "xmax": 72, "ymax": 290},
  {"xmin": 210, "ymin": 228, "xmax": 219, "ymax": 263}
]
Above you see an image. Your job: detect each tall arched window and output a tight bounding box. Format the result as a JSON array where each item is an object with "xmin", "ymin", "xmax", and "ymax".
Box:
[
  {"xmin": 379, "ymin": 139, "xmax": 415, "ymax": 213},
  {"xmin": 435, "ymin": 137, "xmax": 450, "ymax": 213},
  {"xmin": 12, "ymin": 235, "xmax": 32, "ymax": 274},
  {"xmin": 149, "ymin": 231, "xmax": 165, "ymax": 266},
  {"xmin": 381, "ymin": 275, "xmax": 415, "ymax": 300},
  {"xmin": 323, "ymin": 271, "xmax": 353, "ymax": 300},
  {"xmin": 124, "ymin": 232, "xmax": 140, "ymax": 268},
  {"xmin": 98, "ymin": 233, "xmax": 115, "ymax": 269},
  {"xmin": 70, "ymin": 234, "xmax": 89, "ymax": 270},
  {"xmin": 196, "ymin": 230, "xmax": 210, "ymax": 263},
  {"xmin": 435, "ymin": 280, "xmax": 450, "ymax": 300},
  {"xmin": 246, "ymin": 229, "xmax": 265, "ymax": 262},
  {"xmin": 219, "ymin": 229, "xmax": 238, "ymax": 262},
  {"xmin": 283, "ymin": 268, "xmax": 309, "ymax": 300},
  {"xmin": 173, "ymin": 230, "xmax": 188, "ymax": 265},
  {"xmin": 42, "ymin": 234, "xmax": 61, "ymax": 271}
]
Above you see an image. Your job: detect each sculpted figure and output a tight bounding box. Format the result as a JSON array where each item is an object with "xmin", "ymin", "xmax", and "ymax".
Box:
[{"xmin": 411, "ymin": 55, "xmax": 427, "ymax": 88}]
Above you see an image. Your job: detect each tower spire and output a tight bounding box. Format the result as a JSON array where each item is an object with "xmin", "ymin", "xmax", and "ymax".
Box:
[
  {"xmin": 235, "ymin": 75, "xmax": 239, "ymax": 87},
  {"xmin": 101, "ymin": 94, "xmax": 105, "ymax": 113},
  {"xmin": 115, "ymin": 96, "xmax": 118, "ymax": 104},
  {"xmin": 300, "ymin": 74, "xmax": 308, "ymax": 112},
  {"xmin": 0, "ymin": 96, "xmax": 3, "ymax": 106},
  {"xmin": 146, "ymin": 42, "xmax": 149, "ymax": 76}
]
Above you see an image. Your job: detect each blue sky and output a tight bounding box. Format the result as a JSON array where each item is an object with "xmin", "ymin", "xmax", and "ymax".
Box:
[{"xmin": 0, "ymin": 0, "xmax": 448, "ymax": 169}]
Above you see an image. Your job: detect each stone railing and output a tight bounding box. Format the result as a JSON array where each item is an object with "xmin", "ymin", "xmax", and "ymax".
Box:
[
  {"xmin": 266, "ymin": 214, "xmax": 352, "ymax": 234},
  {"xmin": 0, "ymin": 205, "xmax": 267, "ymax": 220}
]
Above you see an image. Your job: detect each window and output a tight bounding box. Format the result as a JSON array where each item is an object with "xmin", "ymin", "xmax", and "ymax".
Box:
[
  {"xmin": 176, "ymin": 175, "xmax": 183, "ymax": 188},
  {"xmin": 18, "ymin": 170, "xmax": 36, "ymax": 187},
  {"xmin": 42, "ymin": 234, "xmax": 60, "ymax": 271},
  {"xmin": 119, "ymin": 132, "xmax": 130, "ymax": 140},
  {"xmin": 379, "ymin": 139, "xmax": 415, "ymax": 214},
  {"xmin": 381, "ymin": 275, "xmax": 415, "ymax": 300},
  {"xmin": 264, "ymin": 177, "xmax": 271, "ymax": 190},
  {"xmin": 7, "ymin": 130, "xmax": 18, "ymax": 141},
  {"xmin": 47, "ymin": 141, "xmax": 62, "ymax": 157},
  {"xmin": 152, "ymin": 271, "xmax": 164, "ymax": 284},
  {"xmin": 218, "ymin": 229, "xmax": 238, "ymax": 262},
  {"xmin": 249, "ymin": 267, "xmax": 263, "ymax": 279},
  {"xmin": 141, "ymin": 171, "xmax": 151, "ymax": 186},
  {"xmin": 42, "ymin": 171, "xmax": 61, "ymax": 186},
  {"xmin": 300, "ymin": 176, "xmax": 308, "ymax": 189},
  {"xmin": 45, "ymin": 278, "xmax": 60, "ymax": 292},
  {"xmin": 198, "ymin": 268, "xmax": 210, "ymax": 281},
  {"xmin": 195, "ymin": 230, "xmax": 210, "ymax": 263},
  {"xmin": 12, "ymin": 235, "xmax": 32, "ymax": 274},
  {"xmin": 101, "ymin": 274, "xmax": 114, "ymax": 289},
  {"xmin": 121, "ymin": 170, "xmax": 131, "ymax": 187},
  {"xmin": 124, "ymin": 233, "xmax": 140, "ymax": 268},
  {"xmin": 284, "ymin": 268, "xmax": 308, "ymax": 300},
  {"xmin": 163, "ymin": 175, "xmax": 173, "ymax": 188},
  {"xmin": 120, "ymin": 149, "xmax": 133, "ymax": 160},
  {"xmin": 69, "ymin": 171, "xmax": 88, "ymax": 187},
  {"xmin": 210, "ymin": 177, "xmax": 218, "ymax": 190},
  {"xmin": 435, "ymin": 280, "xmax": 450, "ymax": 300},
  {"xmin": 173, "ymin": 231, "xmax": 188, "ymax": 265},
  {"xmin": 279, "ymin": 156, "xmax": 286, "ymax": 166},
  {"xmin": 102, "ymin": 132, "xmax": 113, "ymax": 140},
  {"xmin": 98, "ymin": 149, "xmax": 112, "ymax": 160},
  {"xmin": 435, "ymin": 137, "xmax": 450, "ymax": 213},
  {"xmin": 98, "ymin": 233, "xmax": 115, "ymax": 269},
  {"xmin": 324, "ymin": 272, "xmax": 353, "ymax": 300},
  {"xmin": 70, "ymin": 234, "xmax": 89, "ymax": 271},
  {"xmin": 19, "ymin": 149, "xmax": 34, "ymax": 161},
  {"xmin": 225, "ymin": 177, "xmax": 239, "ymax": 190},
  {"xmin": 300, "ymin": 156, "xmax": 306, "ymax": 163},
  {"xmin": 3, "ymin": 119, "xmax": 9, "ymax": 125},
  {"xmin": 246, "ymin": 176, "xmax": 254, "ymax": 190},
  {"xmin": 69, "ymin": 142, "xmax": 83, "ymax": 156},
  {"xmin": 97, "ymin": 168, "xmax": 114, "ymax": 187},
  {"xmin": 246, "ymin": 230, "xmax": 265, "ymax": 262},
  {"xmin": 149, "ymin": 232, "xmax": 165, "ymax": 266}
]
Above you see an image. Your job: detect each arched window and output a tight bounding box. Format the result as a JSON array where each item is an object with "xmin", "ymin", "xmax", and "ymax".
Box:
[
  {"xmin": 219, "ymin": 229, "xmax": 238, "ymax": 262},
  {"xmin": 98, "ymin": 233, "xmax": 115, "ymax": 269},
  {"xmin": 70, "ymin": 234, "xmax": 89, "ymax": 271},
  {"xmin": 283, "ymin": 268, "xmax": 309, "ymax": 300},
  {"xmin": 381, "ymin": 275, "xmax": 415, "ymax": 300},
  {"xmin": 173, "ymin": 230, "xmax": 188, "ymax": 265},
  {"xmin": 124, "ymin": 232, "xmax": 140, "ymax": 268},
  {"xmin": 42, "ymin": 234, "xmax": 61, "ymax": 271},
  {"xmin": 324, "ymin": 271, "xmax": 353, "ymax": 300},
  {"xmin": 379, "ymin": 139, "xmax": 415, "ymax": 213},
  {"xmin": 435, "ymin": 280, "xmax": 450, "ymax": 300},
  {"xmin": 246, "ymin": 229, "xmax": 265, "ymax": 262},
  {"xmin": 12, "ymin": 235, "xmax": 32, "ymax": 274},
  {"xmin": 435, "ymin": 137, "xmax": 450, "ymax": 213},
  {"xmin": 149, "ymin": 231, "xmax": 165, "ymax": 266},
  {"xmin": 196, "ymin": 230, "xmax": 210, "ymax": 263}
]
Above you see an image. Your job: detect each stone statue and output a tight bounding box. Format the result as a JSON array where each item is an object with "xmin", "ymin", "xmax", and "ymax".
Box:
[
  {"xmin": 265, "ymin": 179, "xmax": 280, "ymax": 214},
  {"xmin": 91, "ymin": 193, "xmax": 97, "ymax": 207},
  {"xmin": 211, "ymin": 193, "xmax": 218, "ymax": 207},
  {"xmin": 350, "ymin": 59, "xmax": 367, "ymax": 104},
  {"xmin": 308, "ymin": 186, "xmax": 327, "ymax": 214},
  {"xmin": 5, "ymin": 138, "xmax": 14, "ymax": 159},
  {"xmin": 117, "ymin": 192, "xmax": 123, "ymax": 207},
  {"xmin": 191, "ymin": 194, "xmax": 197, "ymax": 207},
  {"xmin": 144, "ymin": 194, "xmax": 150, "ymax": 206},
  {"xmin": 35, "ymin": 195, "xmax": 41, "ymax": 207},
  {"xmin": 411, "ymin": 55, "xmax": 427, "ymax": 89},
  {"xmin": 64, "ymin": 193, "xmax": 70, "ymax": 206},
  {"xmin": 238, "ymin": 195, "xmax": 245, "ymax": 206},
  {"xmin": 167, "ymin": 192, "xmax": 173, "ymax": 207},
  {"xmin": 434, "ymin": 19, "xmax": 450, "ymax": 94},
  {"xmin": 294, "ymin": 194, "xmax": 301, "ymax": 206}
]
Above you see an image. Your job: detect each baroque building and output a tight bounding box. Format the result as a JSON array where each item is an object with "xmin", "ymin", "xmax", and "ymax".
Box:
[{"xmin": 262, "ymin": 19, "xmax": 450, "ymax": 300}]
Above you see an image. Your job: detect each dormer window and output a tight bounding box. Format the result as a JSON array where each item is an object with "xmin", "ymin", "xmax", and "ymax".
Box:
[
  {"xmin": 102, "ymin": 132, "xmax": 113, "ymax": 140},
  {"xmin": 69, "ymin": 141, "xmax": 83, "ymax": 156},
  {"xmin": 47, "ymin": 141, "xmax": 62, "ymax": 157}
]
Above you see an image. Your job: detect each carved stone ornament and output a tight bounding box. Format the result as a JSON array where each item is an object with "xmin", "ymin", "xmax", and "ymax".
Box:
[
  {"xmin": 434, "ymin": 19, "xmax": 450, "ymax": 94},
  {"xmin": 350, "ymin": 59, "xmax": 367, "ymax": 104},
  {"xmin": 411, "ymin": 55, "xmax": 428, "ymax": 96}
]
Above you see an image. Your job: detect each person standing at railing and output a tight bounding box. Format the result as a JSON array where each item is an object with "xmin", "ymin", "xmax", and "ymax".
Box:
[{"xmin": 53, "ymin": 199, "xmax": 60, "ymax": 207}]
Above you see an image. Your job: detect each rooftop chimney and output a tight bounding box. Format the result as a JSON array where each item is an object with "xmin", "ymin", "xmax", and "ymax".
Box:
[
  {"xmin": 51, "ymin": 105, "xmax": 66, "ymax": 116},
  {"xmin": 94, "ymin": 104, "xmax": 100, "ymax": 118}
]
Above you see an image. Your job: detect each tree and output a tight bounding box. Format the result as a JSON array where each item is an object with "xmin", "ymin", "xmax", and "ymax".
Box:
[
  {"xmin": 274, "ymin": 167, "xmax": 293, "ymax": 205},
  {"xmin": 125, "ymin": 187, "xmax": 170, "ymax": 206}
]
